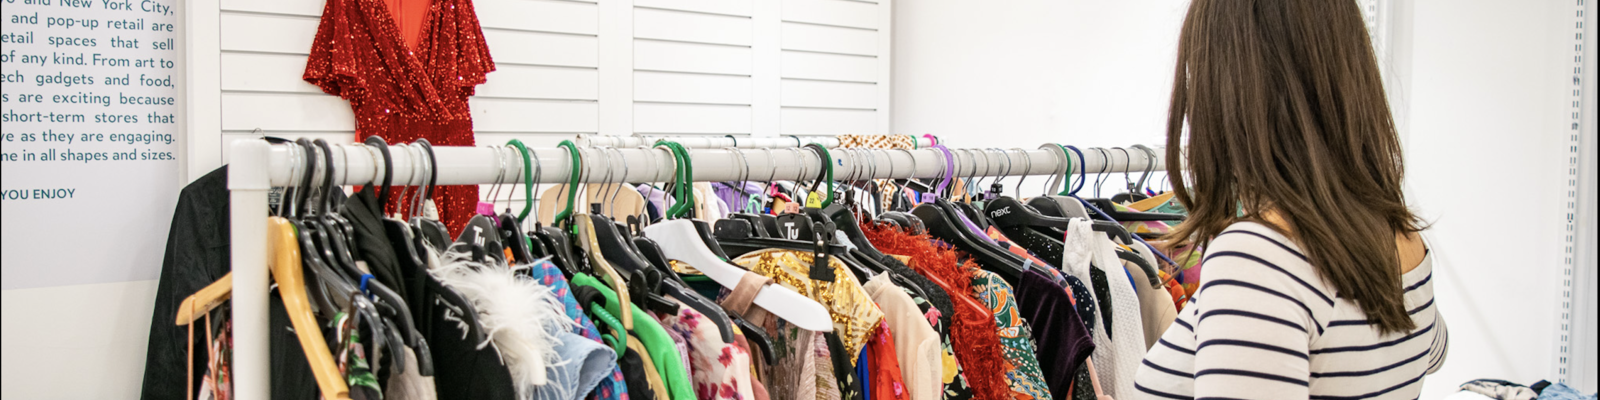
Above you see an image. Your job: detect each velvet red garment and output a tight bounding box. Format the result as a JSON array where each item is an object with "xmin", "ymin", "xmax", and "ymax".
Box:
[
  {"xmin": 868, "ymin": 322, "xmax": 910, "ymax": 400},
  {"xmin": 305, "ymin": 0, "xmax": 493, "ymax": 236},
  {"xmin": 861, "ymin": 223, "xmax": 1011, "ymax": 400}
]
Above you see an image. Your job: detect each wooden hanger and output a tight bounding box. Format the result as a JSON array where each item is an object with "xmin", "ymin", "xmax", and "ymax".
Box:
[
  {"xmin": 266, "ymin": 217, "xmax": 351, "ymax": 399},
  {"xmin": 175, "ymin": 272, "xmax": 233, "ymax": 326},
  {"xmin": 174, "ymin": 218, "xmax": 352, "ymax": 399}
]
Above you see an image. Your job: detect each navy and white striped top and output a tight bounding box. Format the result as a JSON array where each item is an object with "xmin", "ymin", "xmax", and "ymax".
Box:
[{"xmin": 1134, "ymin": 222, "xmax": 1448, "ymax": 400}]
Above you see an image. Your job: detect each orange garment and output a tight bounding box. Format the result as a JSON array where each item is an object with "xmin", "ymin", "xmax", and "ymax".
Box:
[
  {"xmin": 868, "ymin": 322, "xmax": 911, "ymax": 400},
  {"xmin": 384, "ymin": 0, "xmax": 432, "ymax": 49}
]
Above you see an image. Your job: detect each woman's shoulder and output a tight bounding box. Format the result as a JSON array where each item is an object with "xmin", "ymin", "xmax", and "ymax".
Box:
[
  {"xmin": 1200, "ymin": 221, "xmax": 1334, "ymax": 305},
  {"xmin": 1208, "ymin": 221, "xmax": 1309, "ymax": 262}
]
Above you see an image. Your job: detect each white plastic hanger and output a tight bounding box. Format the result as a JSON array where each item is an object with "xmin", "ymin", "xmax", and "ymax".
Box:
[{"xmin": 643, "ymin": 219, "xmax": 835, "ymax": 332}]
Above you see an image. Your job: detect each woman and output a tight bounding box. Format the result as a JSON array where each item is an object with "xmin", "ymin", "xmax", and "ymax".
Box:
[{"xmin": 1133, "ymin": 1, "xmax": 1448, "ymax": 399}]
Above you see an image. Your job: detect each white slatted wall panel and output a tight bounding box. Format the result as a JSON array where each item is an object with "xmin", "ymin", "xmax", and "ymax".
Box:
[{"xmin": 203, "ymin": 0, "xmax": 892, "ymax": 182}]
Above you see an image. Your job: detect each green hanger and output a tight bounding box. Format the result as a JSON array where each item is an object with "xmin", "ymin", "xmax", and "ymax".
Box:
[
  {"xmin": 1055, "ymin": 144, "xmax": 1074, "ymax": 196},
  {"xmin": 804, "ymin": 143, "xmax": 835, "ymax": 208},
  {"xmin": 554, "ymin": 140, "xmax": 582, "ymax": 227},
  {"xmin": 587, "ymin": 303, "xmax": 627, "ymax": 356},
  {"xmin": 655, "ymin": 141, "xmax": 695, "ymax": 219},
  {"xmin": 508, "ymin": 139, "xmax": 536, "ymax": 222}
]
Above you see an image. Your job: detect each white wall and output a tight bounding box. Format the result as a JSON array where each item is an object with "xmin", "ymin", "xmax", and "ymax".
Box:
[
  {"xmin": 200, "ymin": 0, "xmax": 893, "ymax": 175},
  {"xmin": 892, "ymin": 1, "xmax": 1189, "ymax": 151},
  {"xmin": 893, "ymin": 1, "xmax": 1596, "ymax": 398}
]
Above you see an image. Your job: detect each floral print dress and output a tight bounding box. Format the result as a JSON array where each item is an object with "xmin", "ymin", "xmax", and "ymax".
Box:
[
  {"xmin": 657, "ymin": 299, "xmax": 757, "ymax": 400},
  {"xmin": 969, "ymin": 270, "xmax": 1053, "ymax": 400}
]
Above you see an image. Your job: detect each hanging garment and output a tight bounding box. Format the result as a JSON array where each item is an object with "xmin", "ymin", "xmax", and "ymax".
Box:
[
  {"xmin": 620, "ymin": 339, "xmax": 660, "ymax": 400},
  {"xmin": 572, "ymin": 273, "xmax": 696, "ymax": 400},
  {"xmin": 627, "ymin": 336, "xmax": 673, "ymax": 400},
  {"xmin": 732, "ymin": 249, "xmax": 885, "ymax": 361},
  {"xmin": 1062, "ymin": 218, "xmax": 1143, "ymax": 399},
  {"xmin": 816, "ymin": 333, "xmax": 843, "ymax": 400},
  {"xmin": 527, "ymin": 260, "xmax": 629, "ymax": 400},
  {"xmin": 859, "ymin": 223, "xmax": 1007, "ymax": 400},
  {"xmin": 731, "ymin": 328, "xmax": 771, "ymax": 400},
  {"xmin": 140, "ymin": 167, "xmax": 323, "ymax": 400},
  {"xmin": 1134, "ymin": 222, "xmax": 1448, "ymax": 400},
  {"xmin": 429, "ymin": 252, "xmax": 573, "ymax": 398},
  {"xmin": 862, "ymin": 275, "xmax": 943, "ymax": 400},
  {"xmin": 825, "ymin": 333, "xmax": 864, "ymax": 400},
  {"xmin": 1123, "ymin": 258, "xmax": 1176, "ymax": 350},
  {"xmin": 969, "ymin": 270, "xmax": 1052, "ymax": 400},
  {"xmin": 765, "ymin": 322, "xmax": 818, "ymax": 400},
  {"xmin": 864, "ymin": 322, "xmax": 911, "ymax": 400},
  {"xmin": 658, "ymin": 299, "xmax": 757, "ymax": 400},
  {"xmin": 1013, "ymin": 270, "xmax": 1095, "ymax": 400},
  {"xmin": 303, "ymin": 0, "xmax": 494, "ymax": 235}
]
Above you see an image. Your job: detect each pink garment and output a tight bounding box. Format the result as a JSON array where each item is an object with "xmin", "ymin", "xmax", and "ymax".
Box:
[{"xmin": 658, "ymin": 301, "xmax": 756, "ymax": 400}]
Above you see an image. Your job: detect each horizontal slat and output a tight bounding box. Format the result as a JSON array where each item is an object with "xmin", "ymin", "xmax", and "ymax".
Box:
[
  {"xmin": 781, "ymin": 0, "xmax": 876, "ymax": 30},
  {"xmin": 470, "ymin": 98, "xmax": 598, "ymax": 132},
  {"xmin": 222, "ymin": 92, "xmax": 354, "ymax": 131},
  {"xmin": 635, "ymin": 71, "xmax": 752, "ymax": 105},
  {"xmin": 780, "ymin": 107, "xmax": 876, "ymax": 134},
  {"xmin": 220, "ymin": 12, "xmax": 319, "ymax": 54},
  {"xmin": 221, "ymin": 0, "xmax": 598, "ymax": 36},
  {"xmin": 781, "ymin": 22, "xmax": 876, "ymax": 56},
  {"xmin": 781, "ymin": 50, "xmax": 876, "ymax": 82},
  {"xmin": 635, "ymin": 0, "xmax": 751, "ymax": 16},
  {"xmin": 477, "ymin": 65, "xmax": 599, "ymax": 100},
  {"xmin": 780, "ymin": 79, "xmax": 876, "ymax": 109},
  {"xmin": 635, "ymin": 39, "xmax": 752, "ymax": 75},
  {"xmin": 220, "ymin": 132, "xmax": 353, "ymax": 164},
  {"xmin": 220, "ymin": 52, "xmax": 320, "ymax": 93},
  {"xmin": 220, "ymin": 0, "xmax": 319, "ymax": 16},
  {"xmin": 635, "ymin": 103, "xmax": 751, "ymax": 134},
  {"xmin": 472, "ymin": 133, "xmax": 586, "ymax": 149},
  {"xmin": 478, "ymin": 0, "xmax": 598, "ymax": 35},
  {"xmin": 484, "ymin": 30, "xmax": 599, "ymax": 67},
  {"xmin": 635, "ymin": 7, "xmax": 752, "ymax": 46}
]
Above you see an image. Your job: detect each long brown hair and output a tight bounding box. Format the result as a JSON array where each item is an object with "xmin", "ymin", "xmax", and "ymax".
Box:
[{"xmin": 1164, "ymin": 0, "xmax": 1425, "ymax": 334}]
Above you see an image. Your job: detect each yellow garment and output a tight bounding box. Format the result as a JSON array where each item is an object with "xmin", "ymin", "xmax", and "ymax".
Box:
[{"xmin": 732, "ymin": 249, "xmax": 884, "ymax": 361}]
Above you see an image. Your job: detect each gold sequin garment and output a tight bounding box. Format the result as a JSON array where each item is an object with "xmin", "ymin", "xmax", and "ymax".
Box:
[{"xmin": 732, "ymin": 249, "xmax": 884, "ymax": 361}]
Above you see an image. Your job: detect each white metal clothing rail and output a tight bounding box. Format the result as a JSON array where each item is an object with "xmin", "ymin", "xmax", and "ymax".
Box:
[
  {"xmin": 573, "ymin": 134, "xmax": 939, "ymax": 149},
  {"xmin": 226, "ymin": 139, "xmax": 1166, "ymax": 400}
]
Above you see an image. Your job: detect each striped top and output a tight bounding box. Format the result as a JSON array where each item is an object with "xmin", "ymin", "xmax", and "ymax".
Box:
[{"xmin": 1134, "ymin": 222, "xmax": 1448, "ymax": 400}]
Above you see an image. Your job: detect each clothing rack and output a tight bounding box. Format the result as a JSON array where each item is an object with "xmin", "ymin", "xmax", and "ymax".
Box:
[
  {"xmin": 573, "ymin": 134, "xmax": 940, "ymax": 149},
  {"xmin": 225, "ymin": 138, "xmax": 1166, "ymax": 400}
]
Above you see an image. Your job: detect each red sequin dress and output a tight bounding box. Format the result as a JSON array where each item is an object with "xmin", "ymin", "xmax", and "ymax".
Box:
[{"xmin": 304, "ymin": 0, "xmax": 494, "ymax": 236}]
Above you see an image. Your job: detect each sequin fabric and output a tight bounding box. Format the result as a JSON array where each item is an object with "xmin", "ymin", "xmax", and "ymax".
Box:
[
  {"xmin": 304, "ymin": 0, "xmax": 494, "ymax": 235},
  {"xmin": 732, "ymin": 249, "xmax": 885, "ymax": 361},
  {"xmin": 970, "ymin": 271, "xmax": 1052, "ymax": 400}
]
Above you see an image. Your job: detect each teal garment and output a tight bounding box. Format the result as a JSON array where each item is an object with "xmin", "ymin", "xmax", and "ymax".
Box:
[{"xmin": 572, "ymin": 273, "xmax": 696, "ymax": 400}]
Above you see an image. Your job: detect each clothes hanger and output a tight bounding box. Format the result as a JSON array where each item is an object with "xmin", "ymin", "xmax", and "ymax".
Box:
[
  {"xmin": 641, "ymin": 141, "xmax": 834, "ymax": 332},
  {"xmin": 290, "ymin": 142, "xmax": 405, "ymax": 376},
  {"xmin": 911, "ymin": 144, "xmax": 1027, "ymax": 285},
  {"xmin": 358, "ymin": 139, "xmax": 483, "ymax": 345},
  {"xmin": 312, "ymin": 140, "xmax": 428, "ymax": 366},
  {"xmin": 410, "ymin": 139, "xmax": 447, "ymax": 243},
  {"xmin": 268, "ymin": 217, "xmax": 353, "ymax": 399}
]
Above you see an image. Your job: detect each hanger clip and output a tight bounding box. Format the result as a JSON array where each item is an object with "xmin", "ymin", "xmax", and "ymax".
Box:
[{"xmin": 808, "ymin": 222, "xmax": 835, "ymax": 282}]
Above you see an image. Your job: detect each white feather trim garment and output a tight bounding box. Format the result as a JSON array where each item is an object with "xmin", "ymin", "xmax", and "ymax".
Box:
[{"xmin": 429, "ymin": 251, "xmax": 576, "ymax": 399}]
